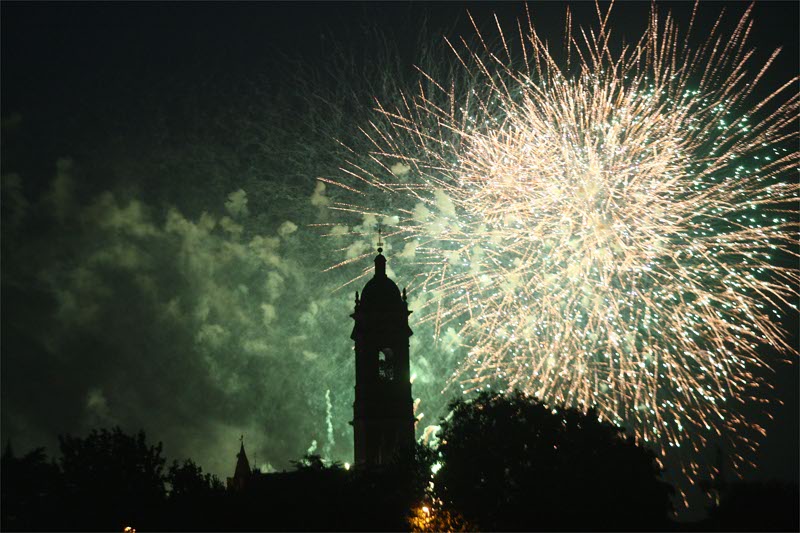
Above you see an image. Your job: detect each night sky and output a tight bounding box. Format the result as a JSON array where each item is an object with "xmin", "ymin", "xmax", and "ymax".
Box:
[{"xmin": 2, "ymin": 1, "xmax": 797, "ymax": 518}]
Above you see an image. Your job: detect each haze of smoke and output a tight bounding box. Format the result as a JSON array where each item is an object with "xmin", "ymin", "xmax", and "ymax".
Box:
[{"xmin": 0, "ymin": 15, "xmax": 463, "ymax": 480}]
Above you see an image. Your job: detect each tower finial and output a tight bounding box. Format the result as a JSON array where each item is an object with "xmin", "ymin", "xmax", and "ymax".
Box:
[{"xmin": 374, "ymin": 223, "xmax": 387, "ymax": 277}]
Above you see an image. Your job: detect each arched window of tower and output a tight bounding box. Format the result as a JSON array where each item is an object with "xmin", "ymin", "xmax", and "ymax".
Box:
[{"xmin": 378, "ymin": 348, "xmax": 395, "ymax": 381}]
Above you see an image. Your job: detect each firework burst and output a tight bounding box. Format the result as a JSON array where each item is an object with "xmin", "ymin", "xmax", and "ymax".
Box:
[{"xmin": 321, "ymin": 2, "xmax": 799, "ymax": 500}]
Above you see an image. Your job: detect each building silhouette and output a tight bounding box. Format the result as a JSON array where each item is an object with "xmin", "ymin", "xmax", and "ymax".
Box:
[
  {"xmin": 350, "ymin": 244, "xmax": 415, "ymax": 467},
  {"xmin": 226, "ymin": 436, "xmax": 251, "ymax": 491}
]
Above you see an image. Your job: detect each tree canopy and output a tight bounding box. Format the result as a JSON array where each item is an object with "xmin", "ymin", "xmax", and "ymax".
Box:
[{"xmin": 434, "ymin": 391, "xmax": 674, "ymax": 531}]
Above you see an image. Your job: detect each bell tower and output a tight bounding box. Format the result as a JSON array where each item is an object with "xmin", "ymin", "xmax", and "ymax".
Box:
[{"xmin": 350, "ymin": 239, "xmax": 415, "ymax": 467}]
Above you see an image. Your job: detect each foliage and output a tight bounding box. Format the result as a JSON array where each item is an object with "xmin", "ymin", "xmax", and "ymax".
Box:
[
  {"xmin": 3, "ymin": 422, "xmax": 797, "ymax": 532},
  {"xmin": 1, "ymin": 427, "xmax": 439, "ymax": 531},
  {"xmin": 1, "ymin": 444, "xmax": 63, "ymax": 531},
  {"xmin": 435, "ymin": 391, "xmax": 674, "ymax": 531},
  {"xmin": 290, "ymin": 453, "xmax": 333, "ymax": 471},
  {"xmin": 164, "ymin": 458, "xmax": 226, "ymax": 530},
  {"xmin": 167, "ymin": 458, "xmax": 224, "ymax": 499},
  {"xmin": 57, "ymin": 427, "xmax": 167, "ymax": 530},
  {"xmin": 409, "ymin": 500, "xmax": 475, "ymax": 532}
]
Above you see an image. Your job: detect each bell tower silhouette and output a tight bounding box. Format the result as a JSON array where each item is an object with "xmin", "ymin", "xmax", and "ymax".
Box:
[{"xmin": 350, "ymin": 228, "xmax": 415, "ymax": 467}]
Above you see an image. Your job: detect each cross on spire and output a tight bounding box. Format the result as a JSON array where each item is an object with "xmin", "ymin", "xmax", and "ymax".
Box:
[{"xmin": 377, "ymin": 222, "xmax": 384, "ymax": 253}]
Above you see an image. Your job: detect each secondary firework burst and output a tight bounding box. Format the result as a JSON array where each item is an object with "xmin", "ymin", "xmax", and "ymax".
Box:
[{"xmin": 321, "ymin": 2, "xmax": 799, "ymax": 500}]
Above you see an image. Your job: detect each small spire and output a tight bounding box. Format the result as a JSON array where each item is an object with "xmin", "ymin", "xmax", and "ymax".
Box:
[
  {"xmin": 402, "ymin": 287, "xmax": 407, "ymax": 301},
  {"xmin": 231, "ymin": 434, "xmax": 251, "ymax": 491},
  {"xmin": 374, "ymin": 222, "xmax": 387, "ymax": 276}
]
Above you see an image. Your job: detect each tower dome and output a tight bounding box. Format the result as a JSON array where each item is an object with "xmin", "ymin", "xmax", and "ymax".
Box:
[{"xmin": 359, "ymin": 251, "xmax": 404, "ymax": 312}]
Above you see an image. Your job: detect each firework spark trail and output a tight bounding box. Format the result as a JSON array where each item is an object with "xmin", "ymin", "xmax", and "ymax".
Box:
[{"xmin": 325, "ymin": 2, "xmax": 799, "ymax": 501}]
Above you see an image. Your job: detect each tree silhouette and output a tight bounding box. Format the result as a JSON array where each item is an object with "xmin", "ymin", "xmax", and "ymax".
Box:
[
  {"xmin": 434, "ymin": 391, "xmax": 674, "ymax": 531},
  {"xmin": 408, "ymin": 500, "xmax": 475, "ymax": 532},
  {"xmin": 289, "ymin": 452, "xmax": 331, "ymax": 472},
  {"xmin": 168, "ymin": 458, "xmax": 224, "ymax": 499},
  {"xmin": 1, "ymin": 444, "xmax": 63, "ymax": 531},
  {"xmin": 58, "ymin": 427, "xmax": 167, "ymax": 530},
  {"xmin": 1, "ymin": 419, "xmax": 680, "ymax": 531},
  {"xmin": 165, "ymin": 458, "xmax": 225, "ymax": 530}
]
